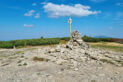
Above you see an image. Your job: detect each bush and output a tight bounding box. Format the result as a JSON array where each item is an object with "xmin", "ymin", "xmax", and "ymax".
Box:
[
  {"xmin": 0, "ymin": 36, "xmax": 116, "ymax": 49},
  {"xmin": 0, "ymin": 38, "xmax": 60, "ymax": 49},
  {"xmin": 60, "ymin": 37, "xmax": 70, "ymax": 41},
  {"xmin": 0, "ymin": 42, "xmax": 13, "ymax": 48},
  {"xmin": 82, "ymin": 35, "xmax": 112, "ymax": 42}
]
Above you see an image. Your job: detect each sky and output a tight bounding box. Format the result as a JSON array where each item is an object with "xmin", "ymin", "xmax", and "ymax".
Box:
[{"xmin": 0, "ymin": 0, "xmax": 123, "ymax": 41}]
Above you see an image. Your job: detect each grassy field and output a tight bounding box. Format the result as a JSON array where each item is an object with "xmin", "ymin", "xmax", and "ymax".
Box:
[
  {"xmin": 89, "ymin": 42, "xmax": 123, "ymax": 52},
  {"xmin": 0, "ymin": 38, "xmax": 60, "ymax": 49},
  {"xmin": 0, "ymin": 36, "xmax": 123, "ymax": 50}
]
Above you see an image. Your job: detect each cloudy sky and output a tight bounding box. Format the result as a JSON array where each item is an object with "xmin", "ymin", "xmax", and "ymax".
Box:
[{"xmin": 0, "ymin": 0, "xmax": 123, "ymax": 40}]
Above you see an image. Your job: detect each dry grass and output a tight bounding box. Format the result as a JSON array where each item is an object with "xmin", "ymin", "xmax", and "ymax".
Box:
[
  {"xmin": 23, "ymin": 62, "xmax": 27, "ymax": 66},
  {"xmin": 115, "ymin": 60, "xmax": 123, "ymax": 66},
  {"xmin": 91, "ymin": 80, "xmax": 96, "ymax": 82},
  {"xmin": 33, "ymin": 56, "xmax": 50, "ymax": 62},
  {"xmin": 100, "ymin": 59, "xmax": 115, "ymax": 65},
  {"xmin": 60, "ymin": 40, "xmax": 67, "ymax": 44},
  {"xmin": 89, "ymin": 42, "xmax": 123, "ymax": 52},
  {"xmin": 89, "ymin": 42, "xmax": 123, "ymax": 47},
  {"xmin": 15, "ymin": 51, "xmax": 24, "ymax": 54}
]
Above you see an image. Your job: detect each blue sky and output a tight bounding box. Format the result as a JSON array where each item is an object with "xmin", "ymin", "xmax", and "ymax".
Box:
[{"xmin": 0, "ymin": 0, "xmax": 123, "ymax": 40}]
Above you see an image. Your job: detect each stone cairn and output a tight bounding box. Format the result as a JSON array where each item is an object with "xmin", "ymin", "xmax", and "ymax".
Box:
[
  {"xmin": 66, "ymin": 30, "xmax": 89, "ymax": 50},
  {"xmin": 48, "ymin": 30, "xmax": 123, "ymax": 67},
  {"xmin": 47, "ymin": 30, "xmax": 91, "ymax": 67},
  {"xmin": 48, "ymin": 30, "xmax": 90, "ymax": 53}
]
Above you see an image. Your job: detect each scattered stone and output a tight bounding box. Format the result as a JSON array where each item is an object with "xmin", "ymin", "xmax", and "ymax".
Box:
[
  {"xmin": 55, "ymin": 49, "xmax": 61, "ymax": 52},
  {"xmin": 48, "ymin": 49, "xmax": 56, "ymax": 53},
  {"xmin": 74, "ymin": 68, "xmax": 79, "ymax": 71},
  {"xmin": 55, "ymin": 59, "xmax": 67, "ymax": 65}
]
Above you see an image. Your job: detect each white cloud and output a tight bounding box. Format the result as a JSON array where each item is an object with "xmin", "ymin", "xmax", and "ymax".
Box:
[
  {"xmin": 32, "ymin": 3, "xmax": 37, "ymax": 6},
  {"xmin": 43, "ymin": 3, "xmax": 101, "ymax": 18},
  {"xmin": 24, "ymin": 24, "xmax": 34, "ymax": 28},
  {"xmin": 35, "ymin": 13, "xmax": 40, "ymax": 18},
  {"xmin": 89, "ymin": 0, "xmax": 106, "ymax": 3},
  {"xmin": 116, "ymin": 3, "xmax": 123, "ymax": 6},
  {"xmin": 24, "ymin": 10, "xmax": 35, "ymax": 16}
]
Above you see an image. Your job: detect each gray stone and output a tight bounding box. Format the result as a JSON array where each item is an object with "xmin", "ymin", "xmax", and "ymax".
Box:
[
  {"xmin": 48, "ymin": 49, "xmax": 56, "ymax": 53},
  {"xmin": 66, "ymin": 30, "xmax": 89, "ymax": 50}
]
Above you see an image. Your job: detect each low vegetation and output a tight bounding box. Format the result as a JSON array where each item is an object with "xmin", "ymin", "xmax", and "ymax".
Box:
[
  {"xmin": 33, "ymin": 56, "xmax": 50, "ymax": 62},
  {"xmin": 17, "ymin": 60, "xmax": 22, "ymax": 63},
  {"xmin": 0, "ymin": 36, "xmax": 122, "ymax": 49},
  {"xmin": 91, "ymin": 80, "xmax": 96, "ymax": 82},
  {"xmin": 17, "ymin": 61, "xmax": 27, "ymax": 66},
  {"xmin": 15, "ymin": 51, "xmax": 24, "ymax": 54},
  {"xmin": 60, "ymin": 36, "xmax": 113, "ymax": 42},
  {"xmin": 0, "ymin": 38, "xmax": 60, "ymax": 48},
  {"xmin": 100, "ymin": 59, "xmax": 115, "ymax": 65},
  {"xmin": 89, "ymin": 42, "xmax": 123, "ymax": 52},
  {"xmin": 100, "ymin": 59, "xmax": 123, "ymax": 66},
  {"xmin": 23, "ymin": 63, "xmax": 27, "ymax": 66},
  {"xmin": 82, "ymin": 35, "xmax": 112, "ymax": 42},
  {"xmin": 18, "ymin": 64, "xmax": 22, "ymax": 66},
  {"xmin": 115, "ymin": 60, "xmax": 123, "ymax": 66}
]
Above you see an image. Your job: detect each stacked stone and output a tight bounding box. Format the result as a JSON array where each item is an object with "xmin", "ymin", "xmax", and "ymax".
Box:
[{"xmin": 66, "ymin": 30, "xmax": 89, "ymax": 50}]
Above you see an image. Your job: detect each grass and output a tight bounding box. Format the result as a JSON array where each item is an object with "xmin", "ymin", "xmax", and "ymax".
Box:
[
  {"xmin": 89, "ymin": 42, "xmax": 123, "ymax": 52},
  {"xmin": 0, "ymin": 36, "xmax": 116, "ymax": 49},
  {"xmin": 18, "ymin": 64, "xmax": 22, "ymax": 66},
  {"xmin": 60, "ymin": 40, "xmax": 67, "ymax": 44},
  {"xmin": 100, "ymin": 59, "xmax": 115, "ymax": 65},
  {"xmin": 21, "ymin": 55, "xmax": 24, "ymax": 58},
  {"xmin": 17, "ymin": 60, "xmax": 22, "ymax": 63},
  {"xmin": 115, "ymin": 60, "xmax": 123, "ymax": 66},
  {"xmin": 0, "ymin": 38, "xmax": 60, "ymax": 49},
  {"xmin": 100, "ymin": 59, "xmax": 123, "ymax": 66},
  {"xmin": 2, "ymin": 63, "xmax": 9, "ymax": 66},
  {"xmin": 33, "ymin": 56, "xmax": 50, "ymax": 62},
  {"xmin": 23, "ymin": 62, "xmax": 27, "ymax": 66},
  {"xmin": 15, "ymin": 51, "xmax": 24, "ymax": 54},
  {"xmin": 91, "ymin": 80, "xmax": 96, "ymax": 82},
  {"xmin": 17, "ymin": 61, "xmax": 27, "ymax": 66}
]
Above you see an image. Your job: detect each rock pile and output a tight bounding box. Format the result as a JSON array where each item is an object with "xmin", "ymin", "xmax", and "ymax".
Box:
[
  {"xmin": 66, "ymin": 30, "xmax": 89, "ymax": 50},
  {"xmin": 47, "ymin": 30, "xmax": 123, "ymax": 70}
]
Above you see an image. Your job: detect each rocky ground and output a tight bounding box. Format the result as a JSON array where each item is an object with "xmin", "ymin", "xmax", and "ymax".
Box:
[{"xmin": 0, "ymin": 31, "xmax": 123, "ymax": 82}]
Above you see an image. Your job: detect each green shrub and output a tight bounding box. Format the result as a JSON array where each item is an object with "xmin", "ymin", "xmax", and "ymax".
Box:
[
  {"xmin": 60, "ymin": 37, "xmax": 70, "ymax": 41},
  {"xmin": 0, "ymin": 38, "xmax": 60, "ymax": 48},
  {"xmin": 17, "ymin": 60, "xmax": 22, "ymax": 63},
  {"xmin": 82, "ymin": 35, "xmax": 112, "ymax": 42},
  {"xmin": 18, "ymin": 64, "xmax": 22, "ymax": 66},
  {"xmin": 0, "ymin": 42, "xmax": 13, "ymax": 48},
  {"xmin": 0, "ymin": 36, "xmax": 113, "ymax": 49},
  {"xmin": 23, "ymin": 63, "xmax": 27, "ymax": 66}
]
